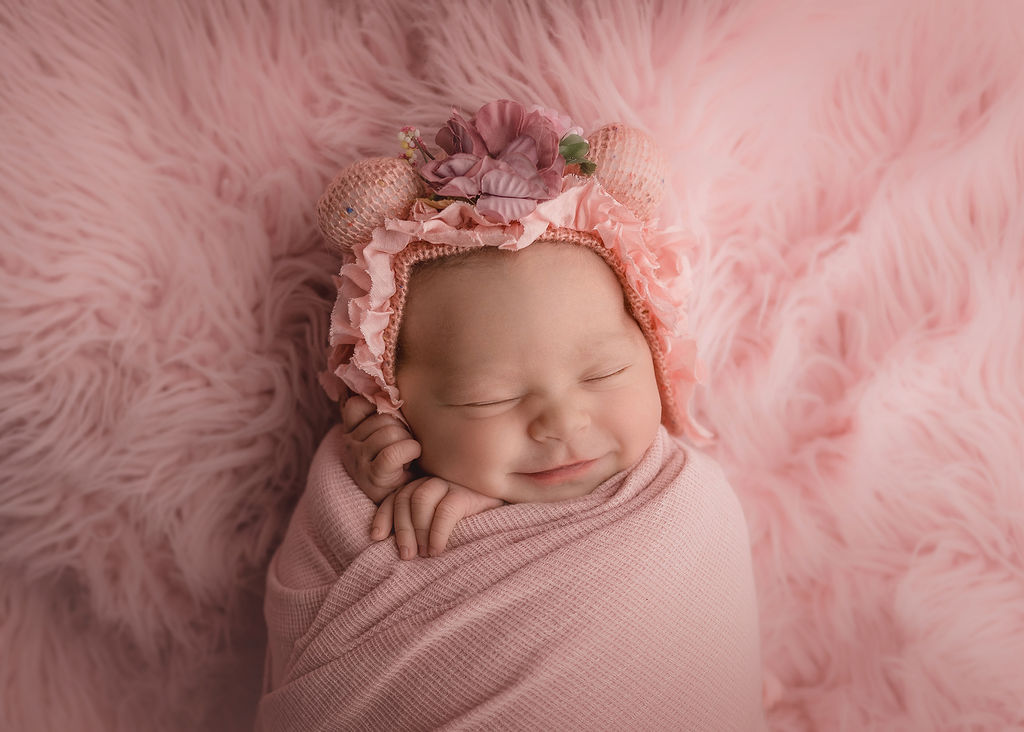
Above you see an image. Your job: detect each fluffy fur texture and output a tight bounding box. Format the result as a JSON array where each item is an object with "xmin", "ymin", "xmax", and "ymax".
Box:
[{"xmin": 1, "ymin": 1, "xmax": 1021, "ymax": 730}]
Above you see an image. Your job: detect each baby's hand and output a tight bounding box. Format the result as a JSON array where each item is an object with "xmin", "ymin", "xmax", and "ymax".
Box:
[
  {"xmin": 340, "ymin": 395, "xmax": 422, "ymax": 503},
  {"xmin": 372, "ymin": 478, "xmax": 504, "ymax": 560}
]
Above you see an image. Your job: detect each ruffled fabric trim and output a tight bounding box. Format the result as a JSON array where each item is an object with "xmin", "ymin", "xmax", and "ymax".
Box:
[{"xmin": 322, "ymin": 176, "xmax": 710, "ymax": 441}]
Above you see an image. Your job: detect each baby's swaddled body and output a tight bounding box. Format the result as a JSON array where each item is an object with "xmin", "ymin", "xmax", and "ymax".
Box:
[{"xmin": 258, "ymin": 425, "xmax": 766, "ymax": 732}]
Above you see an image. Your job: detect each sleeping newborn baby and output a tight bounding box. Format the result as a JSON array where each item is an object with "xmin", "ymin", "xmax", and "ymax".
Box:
[{"xmin": 257, "ymin": 101, "xmax": 767, "ymax": 731}]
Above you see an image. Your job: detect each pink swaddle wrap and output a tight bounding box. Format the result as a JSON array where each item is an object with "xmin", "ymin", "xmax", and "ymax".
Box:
[{"xmin": 258, "ymin": 426, "xmax": 766, "ymax": 731}]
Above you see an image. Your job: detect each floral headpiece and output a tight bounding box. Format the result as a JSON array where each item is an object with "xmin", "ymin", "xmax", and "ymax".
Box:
[
  {"xmin": 399, "ymin": 100, "xmax": 594, "ymax": 224},
  {"xmin": 317, "ymin": 100, "xmax": 709, "ymax": 441}
]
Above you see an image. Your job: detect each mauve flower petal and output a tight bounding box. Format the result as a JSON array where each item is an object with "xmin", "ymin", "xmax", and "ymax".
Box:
[
  {"xmin": 475, "ymin": 194, "xmax": 538, "ymax": 224},
  {"xmin": 419, "ymin": 169, "xmax": 445, "ymax": 187},
  {"xmin": 520, "ymin": 111, "xmax": 560, "ymax": 167},
  {"xmin": 479, "ymin": 168, "xmax": 536, "ymax": 199},
  {"xmin": 501, "ymin": 135, "xmax": 539, "ymax": 165},
  {"xmin": 419, "ymin": 159, "xmax": 447, "ymax": 185},
  {"xmin": 420, "ymin": 152, "xmax": 480, "ymax": 186},
  {"xmin": 438, "ymin": 153, "xmax": 479, "ymax": 177},
  {"xmin": 436, "ymin": 109, "xmax": 487, "ymax": 156},
  {"xmin": 497, "ymin": 151, "xmax": 541, "ymax": 181},
  {"xmin": 475, "ymin": 155, "xmax": 547, "ymax": 198},
  {"xmin": 435, "ymin": 126, "xmax": 458, "ymax": 155},
  {"xmin": 537, "ymin": 160, "xmax": 566, "ymax": 197},
  {"xmin": 474, "ymin": 99, "xmax": 525, "ymax": 156},
  {"xmin": 435, "ymin": 176, "xmax": 480, "ymax": 198},
  {"xmin": 493, "ymin": 153, "xmax": 558, "ymax": 199},
  {"xmin": 469, "ymin": 154, "xmax": 503, "ymax": 180}
]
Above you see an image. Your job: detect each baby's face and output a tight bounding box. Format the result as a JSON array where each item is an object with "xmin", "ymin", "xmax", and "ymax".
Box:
[{"xmin": 395, "ymin": 242, "xmax": 662, "ymax": 503}]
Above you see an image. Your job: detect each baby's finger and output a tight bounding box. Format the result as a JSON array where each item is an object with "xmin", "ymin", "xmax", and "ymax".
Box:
[
  {"xmin": 341, "ymin": 394, "xmax": 377, "ymax": 432},
  {"xmin": 363, "ymin": 425, "xmax": 416, "ymax": 461},
  {"xmin": 370, "ymin": 439, "xmax": 422, "ymax": 485},
  {"xmin": 408, "ymin": 478, "xmax": 449, "ymax": 558},
  {"xmin": 391, "ymin": 483, "xmax": 419, "ymax": 561},
  {"xmin": 427, "ymin": 494, "xmax": 468, "ymax": 558},
  {"xmin": 349, "ymin": 413, "xmax": 407, "ymax": 443},
  {"xmin": 370, "ymin": 492, "xmax": 395, "ymax": 541}
]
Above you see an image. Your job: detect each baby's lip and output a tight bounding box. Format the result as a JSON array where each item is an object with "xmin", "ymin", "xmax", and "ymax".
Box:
[{"xmin": 517, "ymin": 458, "xmax": 600, "ymax": 483}]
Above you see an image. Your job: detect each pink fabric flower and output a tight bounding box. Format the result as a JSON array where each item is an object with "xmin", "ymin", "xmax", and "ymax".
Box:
[
  {"xmin": 420, "ymin": 153, "xmax": 480, "ymax": 197},
  {"xmin": 419, "ymin": 99, "xmax": 570, "ymax": 224},
  {"xmin": 435, "ymin": 108, "xmax": 487, "ymax": 157}
]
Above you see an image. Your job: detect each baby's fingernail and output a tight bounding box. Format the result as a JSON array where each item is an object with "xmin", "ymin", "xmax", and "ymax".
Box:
[
  {"xmin": 370, "ymin": 527, "xmax": 384, "ymax": 540},
  {"xmin": 399, "ymin": 545, "xmax": 412, "ymax": 560}
]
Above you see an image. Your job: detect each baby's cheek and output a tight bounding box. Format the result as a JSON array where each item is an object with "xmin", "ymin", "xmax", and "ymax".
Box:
[
  {"xmin": 417, "ymin": 437, "xmax": 464, "ymax": 481},
  {"xmin": 419, "ymin": 423, "xmax": 503, "ymax": 489},
  {"xmin": 616, "ymin": 386, "xmax": 662, "ymax": 458},
  {"xmin": 461, "ymin": 427, "xmax": 511, "ymax": 480}
]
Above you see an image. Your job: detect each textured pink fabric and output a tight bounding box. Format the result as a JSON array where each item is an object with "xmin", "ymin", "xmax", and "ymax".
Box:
[{"xmin": 258, "ymin": 426, "xmax": 766, "ymax": 731}]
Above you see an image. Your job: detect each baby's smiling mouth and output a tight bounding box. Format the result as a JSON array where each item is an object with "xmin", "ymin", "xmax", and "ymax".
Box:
[{"xmin": 517, "ymin": 459, "xmax": 600, "ymax": 484}]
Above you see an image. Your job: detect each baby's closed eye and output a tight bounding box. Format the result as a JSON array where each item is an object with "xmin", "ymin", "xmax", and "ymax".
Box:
[
  {"xmin": 460, "ymin": 396, "xmax": 521, "ymax": 408},
  {"xmin": 583, "ymin": 365, "xmax": 631, "ymax": 383},
  {"xmin": 443, "ymin": 393, "xmax": 524, "ymax": 417}
]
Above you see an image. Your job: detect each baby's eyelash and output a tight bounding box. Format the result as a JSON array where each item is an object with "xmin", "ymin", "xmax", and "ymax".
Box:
[
  {"xmin": 585, "ymin": 366, "xmax": 629, "ymax": 382},
  {"xmin": 460, "ymin": 397, "xmax": 519, "ymax": 408}
]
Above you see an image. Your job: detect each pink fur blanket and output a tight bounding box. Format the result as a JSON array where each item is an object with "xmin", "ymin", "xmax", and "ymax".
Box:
[
  {"xmin": 2, "ymin": 1, "xmax": 1022, "ymax": 730},
  {"xmin": 258, "ymin": 426, "xmax": 766, "ymax": 731}
]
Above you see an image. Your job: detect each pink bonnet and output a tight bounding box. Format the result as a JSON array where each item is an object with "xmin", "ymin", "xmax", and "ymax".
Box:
[{"xmin": 316, "ymin": 100, "xmax": 709, "ymax": 441}]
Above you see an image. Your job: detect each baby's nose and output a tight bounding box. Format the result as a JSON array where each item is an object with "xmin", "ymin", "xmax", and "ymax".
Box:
[{"xmin": 527, "ymin": 399, "xmax": 590, "ymax": 442}]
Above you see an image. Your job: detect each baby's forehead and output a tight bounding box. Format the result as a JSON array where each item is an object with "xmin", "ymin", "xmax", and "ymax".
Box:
[
  {"xmin": 405, "ymin": 243, "xmax": 629, "ymax": 319},
  {"xmin": 398, "ymin": 244, "xmax": 646, "ymax": 369},
  {"xmin": 411, "ymin": 242, "xmax": 632, "ymax": 318}
]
